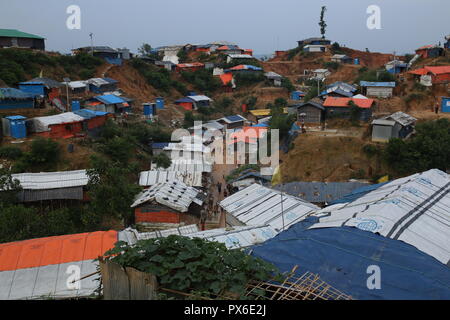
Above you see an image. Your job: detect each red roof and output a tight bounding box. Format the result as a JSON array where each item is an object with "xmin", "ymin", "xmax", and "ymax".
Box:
[
  {"xmin": 323, "ymin": 97, "xmax": 375, "ymax": 109},
  {"xmin": 409, "ymin": 66, "xmax": 450, "ymax": 76},
  {"xmin": 0, "ymin": 231, "xmax": 117, "ymax": 272},
  {"xmin": 416, "ymin": 45, "xmax": 435, "ymax": 50}
]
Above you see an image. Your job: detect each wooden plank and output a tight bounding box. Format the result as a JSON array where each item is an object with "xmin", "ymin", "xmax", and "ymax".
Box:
[
  {"xmin": 100, "ymin": 260, "xmax": 130, "ymax": 300},
  {"xmin": 126, "ymin": 267, "xmax": 158, "ymax": 300}
]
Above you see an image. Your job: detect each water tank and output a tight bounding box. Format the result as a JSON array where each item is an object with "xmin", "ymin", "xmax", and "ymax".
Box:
[
  {"xmin": 155, "ymin": 97, "xmax": 165, "ymax": 109},
  {"xmin": 72, "ymin": 100, "xmax": 81, "ymax": 111},
  {"xmin": 441, "ymin": 97, "xmax": 450, "ymax": 113},
  {"xmin": 6, "ymin": 116, "xmax": 27, "ymax": 139}
]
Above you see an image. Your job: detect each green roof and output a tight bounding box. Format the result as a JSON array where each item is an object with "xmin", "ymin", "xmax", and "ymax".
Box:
[{"xmin": 0, "ymin": 29, "xmax": 44, "ymax": 40}]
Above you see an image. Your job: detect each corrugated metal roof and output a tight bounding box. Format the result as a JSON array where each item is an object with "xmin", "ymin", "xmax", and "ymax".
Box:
[
  {"xmin": 121, "ymin": 224, "xmax": 277, "ymax": 249},
  {"xmin": 0, "ymin": 29, "xmax": 44, "ymax": 39},
  {"xmin": 120, "ymin": 225, "xmax": 200, "ymax": 244},
  {"xmin": 382, "ymin": 111, "xmax": 417, "ymax": 126},
  {"xmin": 360, "ymin": 81, "xmax": 396, "ymax": 87},
  {"xmin": 188, "ymin": 225, "xmax": 277, "ymax": 249},
  {"xmin": 151, "ymin": 159, "xmax": 212, "ymax": 173},
  {"xmin": 274, "ymin": 182, "xmax": 369, "ymax": 203},
  {"xmin": 139, "ymin": 170, "xmax": 203, "ymax": 187},
  {"xmin": 220, "ymin": 184, "xmax": 319, "ymax": 231},
  {"xmin": 0, "ymin": 231, "xmax": 117, "ymax": 300},
  {"xmin": 186, "ymin": 95, "xmax": 211, "ymax": 102},
  {"xmin": 311, "ymin": 169, "xmax": 450, "ymax": 265},
  {"xmin": 11, "ymin": 170, "xmax": 89, "ymax": 190},
  {"xmin": 131, "ymin": 180, "xmax": 204, "ymax": 212}
]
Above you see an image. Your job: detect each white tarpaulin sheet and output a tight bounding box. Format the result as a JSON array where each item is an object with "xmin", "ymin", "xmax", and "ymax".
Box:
[
  {"xmin": 310, "ymin": 169, "xmax": 450, "ymax": 266},
  {"xmin": 32, "ymin": 112, "xmax": 85, "ymax": 132}
]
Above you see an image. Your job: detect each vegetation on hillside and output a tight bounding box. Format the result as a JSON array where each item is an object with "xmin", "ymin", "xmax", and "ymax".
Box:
[{"xmin": 0, "ymin": 48, "xmax": 104, "ymax": 85}]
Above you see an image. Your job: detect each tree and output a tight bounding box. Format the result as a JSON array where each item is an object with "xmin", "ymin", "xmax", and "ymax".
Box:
[
  {"xmin": 153, "ymin": 153, "xmax": 171, "ymax": 169},
  {"xmin": 383, "ymin": 119, "xmax": 450, "ymax": 175},
  {"xmin": 138, "ymin": 43, "xmax": 153, "ymax": 57},
  {"xmin": 319, "ymin": 6, "xmax": 327, "ymax": 39},
  {"xmin": 0, "ymin": 168, "xmax": 22, "ymax": 206},
  {"xmin": 87, "ymin": 155, "xmax": 141, "ymax": 226}
]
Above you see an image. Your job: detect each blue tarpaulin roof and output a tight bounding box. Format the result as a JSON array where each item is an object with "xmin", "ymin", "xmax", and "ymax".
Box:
[
  {"xmin": 175, "ymin": 97, "xmax": 194, "ymax": 104},
  {"xmin": 224, "ymin": 115, "xmax": 245, "ymax": 122},
  {"xmin": 251, "ymin": 217, "xmax": 450, "ymax": 300},
  {"xmin": 73, "ymin": 109, "xmax": 109, "ymax": 120},
  {"xmin": 0, "ymin": 88, "xmax": 34, "ymax": 100},
  {"xmin": 103, "ymin": 77, "xmax": 118, "ymax": 84},
  {"xmin": 94, "ymin": 94, "xmax": 125, "ymax": 105},
  {"xmin": 5, "ymin": 115, "xmax": 26, "ymax": 120},
  {"xmin": 360, "ymin": 81, "xmax": 396, "ymax": 87},
  {"xmin": 152, "ymin": 142, "xmax": 169, "ymax": 149}
]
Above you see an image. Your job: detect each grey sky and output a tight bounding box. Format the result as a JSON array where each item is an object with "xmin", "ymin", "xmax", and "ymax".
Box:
[{"xmin": 1, "ymin": 0, "xmax": 449, "ymax": 55}]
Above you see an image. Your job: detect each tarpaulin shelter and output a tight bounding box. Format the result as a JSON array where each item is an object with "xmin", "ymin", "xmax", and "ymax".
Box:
[
  {"xmin": 0, "ymin": 88, "xmax": 35, "ymax": 110},
  {"xmin": 32, "ymin": 112, "xmax": 85, "ymax": 138},
  {"xmin": 0, "ymin": 231, "xmax": 118, "ymax": 299}
]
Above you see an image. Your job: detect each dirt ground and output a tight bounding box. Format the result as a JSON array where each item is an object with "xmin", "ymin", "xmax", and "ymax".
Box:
[{"xmin": 279, "ymin": 133, "xmax": 386, "ymax": 182}]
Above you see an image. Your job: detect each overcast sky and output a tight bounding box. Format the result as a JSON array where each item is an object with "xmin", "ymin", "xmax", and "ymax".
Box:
[{"xmin": 1, "ymin": 0, "xmax": 449, "ymax": 55}]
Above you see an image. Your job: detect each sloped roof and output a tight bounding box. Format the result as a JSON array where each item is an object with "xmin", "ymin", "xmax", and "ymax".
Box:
[
  {"xmin": 323, "ymin": 97, "xmax": 375, "ymax": 109},
  {"xmin": 0, "ymin": 88, "xmax": 34, "ymax": 100},
  {"xmin": 20, "ymin": 77, "xmax": 62, "ymax": 88},
  {"xmin": 131, "ymin": 180, "xmax": 204, "ymax": 212},
  {"xmin": 221, "ymin": 114, "xmax": 247, "ymax": 123},
  {"xmin": 409, "ymin": 66, "xmax": 450, "ymax": 76},
  {"xmin": 274, "ymin": 181, "xmax": 369, "ymax": 203},
  {"xmin": 310, "ymin": 169, "xmax": 450, "ymax": 265},
  {"xmin": 220, "ymin": 183, "xmax": 319, "ymax": 232},
  {"xmin": 382, "ymin": 111, "xmax": 417, "ymax": 126},
  {"xmin": 11, "ymin": 170, "xmax": 88, "ymax": 190},
  {"xmin": 33, "ymin": 112, "xmax": 85, "ymax": 132},
  {"xmin": 0, "ymin": 29, "xmax": 44, "ymax": 40},
  {"xmin": 139, "ymin": 170, "xmax": 203, "ymax": 187},
  {"xmin": 251, "ymin": 217, "xmax": 450, "ymax": 300},
  {"xmin": 294, "ymin": 101, "xmax": 325, "ymax": 111},
  {"xmin": 94, "ymin": 94, "xmax": 126, "ymax": 105},
  {"xmin": 359, "ymin": 81, "xmax": 396, "ymax": 87}
]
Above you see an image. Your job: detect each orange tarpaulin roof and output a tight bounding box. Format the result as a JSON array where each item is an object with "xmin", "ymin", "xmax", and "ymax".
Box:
[
  {"xmin": 323, "ymin": 97, "xmax": 375, "ymax": 109},
  {"xmin": 409, "ymin": 66, "xmax": 450, "ymax": 76},
  {"xmin": 219, "ymin": 73, "xmax": 233, "ymax": 85},
  {"xmin": 0, "ymin": 230, "xmax": 118, "ymax": 272},
  {"xmin": 227, "ymin": 126, "xmax": 268, "ymax": 144}
]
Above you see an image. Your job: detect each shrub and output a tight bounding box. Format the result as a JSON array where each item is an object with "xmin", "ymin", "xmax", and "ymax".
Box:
[
  {"xmin": 0, "ymin": 146, "xmax": 23, "ymax": 160},
  {"xmin": 103, "ymin": 235, "xmax": 279, "ymax": 298}
]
